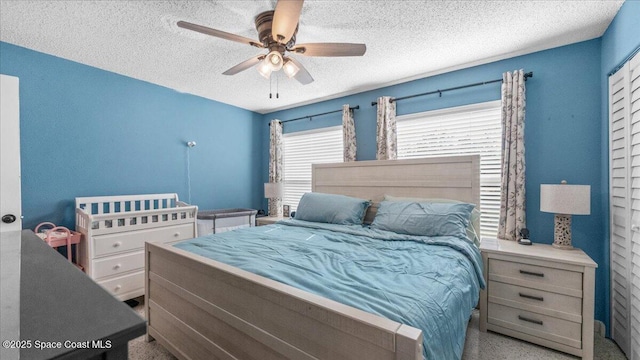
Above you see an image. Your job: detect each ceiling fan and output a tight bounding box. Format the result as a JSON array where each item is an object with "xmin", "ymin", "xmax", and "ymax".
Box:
[{"xmin": 177, "ymin": 0, "xmax": 366, "ymax": 85}]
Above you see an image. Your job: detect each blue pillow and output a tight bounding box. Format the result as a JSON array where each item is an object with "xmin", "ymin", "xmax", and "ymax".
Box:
[
  {"xmin": 384, "ymin": 195, "xmax": 481, "ymax": 246},
  {"xmin": 295, "ymin": 192, "xmax": 370, "ymax": 225},
  {"xmin": 371, "ymin": 201, "xmax": 475, "ymax": 239}
]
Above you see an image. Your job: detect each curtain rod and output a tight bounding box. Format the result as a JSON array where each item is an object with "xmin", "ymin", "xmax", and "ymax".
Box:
[
  {"xmin": 270, "ymin": 105, "xmax": 360, "ymax": 125},
  {"xmin": 370, "ymin": 72, "xmax": 533, "ymax": 106}
]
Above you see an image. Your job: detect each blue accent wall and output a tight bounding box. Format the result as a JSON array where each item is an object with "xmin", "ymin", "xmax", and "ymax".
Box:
[
  {"xmin": 0, "ymin": 42, "xmax": 264, "ymax": 231},
  {"xmin": 600, "ymin": 0, "xmax": 640, "ymax": 336},
  {"xmin": 263, "ymin": 40, "xmax": 608, "ymax": 324}
]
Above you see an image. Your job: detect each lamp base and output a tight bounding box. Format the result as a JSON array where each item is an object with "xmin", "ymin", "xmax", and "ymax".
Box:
[
  {"xmin": 268, "ymin": 197, "xmax": 283, "ymax": 217},
  {"xmin": 552, "ymin": 214, "xmax": 574, "ymax": 250}
]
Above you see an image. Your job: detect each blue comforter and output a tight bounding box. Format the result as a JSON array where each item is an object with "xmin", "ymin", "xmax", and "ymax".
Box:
[{"xmin": 174, "ymin": 219, "xmax": 485, "ymax": 360}]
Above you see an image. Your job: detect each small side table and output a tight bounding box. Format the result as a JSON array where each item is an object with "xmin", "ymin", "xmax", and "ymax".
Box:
[{"xmin": 256, "ymin": 216, "xmax": 284, "ymax": 226}]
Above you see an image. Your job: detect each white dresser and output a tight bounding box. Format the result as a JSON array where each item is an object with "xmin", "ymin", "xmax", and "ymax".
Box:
[
  {"xmin": 479, "ymin": 238, "xmax": 597, "ymax": 359},
  {"xmin": 76, "ymin": 194, "xmax": 197, "ymax": 301}
]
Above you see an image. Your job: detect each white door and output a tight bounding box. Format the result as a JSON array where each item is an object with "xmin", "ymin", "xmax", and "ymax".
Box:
[
  {"xmin": 627, "ymin": 52, "xmax": 640, "ymax": 360},
  {"xmin": 610, "ymin": 61, "xmax": 631, "ymax": 358},
  {"xmin": 0, "ymin": 74, "xmax": 22, "ymax": 232},
  {"xmin": 610, "ymin": 51, "xmax": 640, "ymax": 360}
]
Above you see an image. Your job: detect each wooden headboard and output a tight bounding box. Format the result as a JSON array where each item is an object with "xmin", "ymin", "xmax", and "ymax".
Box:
[{"xmin": 312, "ymin": 155, "xmax": 480, "ymax": 223}]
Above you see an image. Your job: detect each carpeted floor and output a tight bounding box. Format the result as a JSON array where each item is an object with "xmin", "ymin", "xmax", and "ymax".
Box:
[{"xmin": 128, "ymin": 297, "xmax": 626, "ymax": 360}]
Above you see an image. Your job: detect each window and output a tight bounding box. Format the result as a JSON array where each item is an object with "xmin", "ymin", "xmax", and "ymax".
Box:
[
  {"xmin": 282, "ymin": 126, "xmax": 343, "ymax": 211},
  {"xmin": 396, "ymin": 100, "xmax": 502, "ymax": 237}
]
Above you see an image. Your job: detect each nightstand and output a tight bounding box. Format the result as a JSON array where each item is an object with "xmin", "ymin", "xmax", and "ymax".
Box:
[
  {"xmin": 479, "ymin": 238, "xmax": 597, "ymax": 359},
  {"xmin": 256, "ymin": 216, "xmax": 284, "ymax": 226}
]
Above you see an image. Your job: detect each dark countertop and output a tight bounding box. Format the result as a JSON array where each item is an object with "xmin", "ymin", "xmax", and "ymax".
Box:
[{"xmin": 1, "ymin": 230, "xmax": 146, "ymax": 359}]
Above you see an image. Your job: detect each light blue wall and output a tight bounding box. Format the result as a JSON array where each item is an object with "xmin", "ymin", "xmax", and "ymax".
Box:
[
  {"xmin": 600, "ymin": 0, "xmax": 640, "ymax": 337},
  {"xmin": 601, "ymin": 1, "xmax": 640, "ymax": 73},
  {"xmin": 262, "ymin": 39, "xmax": 608, "ymax": 323},
  {"xmin": 0, "ymin": 42, "xmax": 264, "ymax": 231}
]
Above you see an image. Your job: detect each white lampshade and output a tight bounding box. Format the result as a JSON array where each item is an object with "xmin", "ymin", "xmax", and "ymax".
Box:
[
  {"xmin": 266, "ymin": 50, "xmax": 283, "ymax": 71},
  {"xmin": 257, "ymin": 59, "xmax": 273, "ymax": 79},
  {"xmin": 540, "ymin": 182, "xmax": 591, "ymax": 215},
  {"xmin": 264, "ymin": 182, "xmax": 283, "ymax": 198},
  {"xmin": 282, "ymin": 58, "xmax": 300, "ymax": 78}
]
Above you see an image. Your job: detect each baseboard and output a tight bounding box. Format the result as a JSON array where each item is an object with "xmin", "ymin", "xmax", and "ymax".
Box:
[{"xmin": 594, "ymin": 320, "xmax": 605, "ymax": 337}]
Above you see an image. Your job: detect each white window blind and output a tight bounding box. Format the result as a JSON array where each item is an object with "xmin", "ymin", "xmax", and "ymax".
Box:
[
  {"xmin": 282, "ymin": 126, "xmax": 343, "ymax": 212},
  {"xmin": 396, "ymin": 100, "xmax": 502, "ymax": 237}
]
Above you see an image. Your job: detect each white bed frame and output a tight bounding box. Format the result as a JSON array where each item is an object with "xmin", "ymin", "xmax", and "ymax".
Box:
[{"xmin": 145, "ymin": 155, "xmax": 480, "ymax": 360}]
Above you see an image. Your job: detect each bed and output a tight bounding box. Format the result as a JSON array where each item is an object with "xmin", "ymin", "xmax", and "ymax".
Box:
[{"xmin": 145, "ymin": 155, "xmax": 482, "ymax": 360}]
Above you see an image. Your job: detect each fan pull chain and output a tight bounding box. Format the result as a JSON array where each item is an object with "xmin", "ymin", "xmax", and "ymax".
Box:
[
  {"xmin": 269, "ymin": 75, "xmax": 272, "ymax": 99},
  {"xmin": 276, "ymin": 74, "xmax": 279, "ymax": 99}
]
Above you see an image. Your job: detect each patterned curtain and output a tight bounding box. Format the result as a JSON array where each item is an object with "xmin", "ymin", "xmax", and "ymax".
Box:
[
  {"xmin": 498, "ymin": 70, "xmax": 526, "ymax": 241},
  {"xmin": 268, "ymin": 120, "xmax": 283, "ymax": 217},
  {"xmin": 376, "ymin": 96, "xmax": 397, "ymax": 160},
  {"xmin": 342, "ymin": 104, "xmax": 357, "ymax": 162}
]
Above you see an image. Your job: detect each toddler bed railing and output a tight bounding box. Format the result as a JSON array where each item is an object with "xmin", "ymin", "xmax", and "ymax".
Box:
[{"xmin": 76, "ymin": 193, "xmax": 197, "ymax": 236}]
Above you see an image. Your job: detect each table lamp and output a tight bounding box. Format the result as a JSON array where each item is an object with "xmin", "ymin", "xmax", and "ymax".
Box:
[
  {"xmin": 540, "ymin": 181, "xmax": 590, "ymax": 250},
  {"xmin": 264, "ymin": 182, "xmax": 283, "ymax": 216}
]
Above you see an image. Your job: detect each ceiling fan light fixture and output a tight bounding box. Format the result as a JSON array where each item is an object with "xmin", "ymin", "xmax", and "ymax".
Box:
[
  {"xmin": 266, "ymin": 50, "xmax": 283, "ymax": 71},
  {"xmin": 257, "ymin": 59, "xmax": 273, "ymax": 79},
  {"xmin": 177, "ymin": 0, "xmax": 366, "ymax": 86},
  {"xmin": 282, "ymin": 59, "xmax": 300, "ymax": 78}
]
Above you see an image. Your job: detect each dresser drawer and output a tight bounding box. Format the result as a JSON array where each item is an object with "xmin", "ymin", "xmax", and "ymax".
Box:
[
  {"xmin": 97, "ymin": 271, "xmax": 144, "ymax": 298},
  {"xmin": 93, "ymin": 223, "xmax": 194, "ymax": 258},
  {"xmin": 488, "ymin": 302, "xmax": 582, "ymax": 349},
  {"xmin": 489, "ymin": 259, "xmax": 582, "ymax": 292},
  {"xmin": 488, "ymin": 281, "xmax": 582, "ymax": 321},
  {"xmin": 93, "ymin": 251, "xmax": 144, "ymax": 280}
]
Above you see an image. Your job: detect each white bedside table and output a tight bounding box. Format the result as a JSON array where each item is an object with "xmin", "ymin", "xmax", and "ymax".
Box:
[
  {"xmin": 256, "ymin": 216, "xmax": 284, "ymax": 226},
  {"xmin": 479, "ymin": 238, "xmax": 597, "ymax": 359}
]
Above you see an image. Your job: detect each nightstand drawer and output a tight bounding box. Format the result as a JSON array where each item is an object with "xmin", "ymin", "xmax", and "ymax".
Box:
[
  {"xmin": 489, "ymin": 259, "xmax": 582, "ymax": 292},
  {"xmin": 488, "ymin": 281, "xmax": 582, "ymax": 321},
  {"xmin": 488, "ymin": 302, "xmax": 582, "ymax": 349}
]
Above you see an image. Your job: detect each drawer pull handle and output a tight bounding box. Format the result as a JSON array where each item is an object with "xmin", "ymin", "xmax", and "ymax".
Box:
[
  {"xmin": 518, "ymin": 315, "xmax": 543, "ymax": 325},
  {"xmin": 113, "ymin": 264, "xmax": 121, "ymax": 270},
  {"xmin": 519, "ymin": 293, "xmax": 544, "ymax": 301},
  {"xmin": 113, "ymin": 241, "xmax": 122, "ymax": 248},
  {"xmin": 114, "ymin": 285, "xmax": 121, "ymax": 292},
  {"xmin": 174, "ymin": 232, "xmax": 180, "ymax": 237},
  {"xmin": 519, "ymin": 269, "xmax": 544, "ymax": 277}
]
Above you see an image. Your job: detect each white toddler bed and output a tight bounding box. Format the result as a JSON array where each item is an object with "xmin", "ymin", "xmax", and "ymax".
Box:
[{"xmin": 76, "ymin": 193, "xmax": 197, "ymax": 300}]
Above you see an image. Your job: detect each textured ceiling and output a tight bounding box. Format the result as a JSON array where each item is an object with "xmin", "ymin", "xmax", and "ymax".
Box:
[{"xmin": 0, "ymin": 0, "xmax": 624, "ymax": 113}]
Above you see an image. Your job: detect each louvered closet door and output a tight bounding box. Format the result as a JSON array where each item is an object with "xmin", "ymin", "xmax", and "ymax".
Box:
[
  {"xmin": 610, "ymin": 51, "xmax": 640, "ymax": 360},
  {"xmin": 628, "ymin": 52, "xmax": 640, "ymax": 360},
  {"xmin": 610, "ymin": 60, "xmax": 631, "ymax": 358}
]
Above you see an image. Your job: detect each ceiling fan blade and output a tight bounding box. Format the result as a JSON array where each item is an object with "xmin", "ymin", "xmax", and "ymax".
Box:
[
  {"xmin": 272, "ymin": 0, "xmax": 303, "ymax": 44},
  {"xmin": 288, "ymin": 57, "xmax": 313, "ymax": 85},
  {"xmin": 222, "ymin": 55, "xmax": 265, "ymax": 75},
  {"xmin": 177, "ymin": 21, "xmax": 263, "ymax": 48},
  {"xmin": 290, "ymin": 43, "xmax": 366, "ymax": 57}
]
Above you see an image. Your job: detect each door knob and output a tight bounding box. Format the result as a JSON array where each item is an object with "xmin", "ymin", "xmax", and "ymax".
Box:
[{"xmin": 1, "ymin": 214, "xmax": 16, "ymax": 224}]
